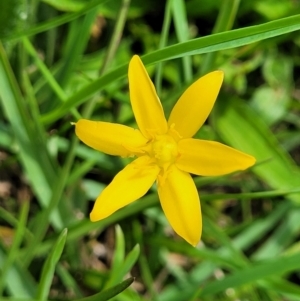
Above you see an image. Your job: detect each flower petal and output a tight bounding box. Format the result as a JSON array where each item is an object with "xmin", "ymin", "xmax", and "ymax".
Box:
[
  {"xmin": 157, "ymin": 166, "xmax": 202, "ymax": 246},
  {"xmin": 129, "ymin": 55, "xmax": 168, "ymax": 138},
  {"xmin": 168, "ymin": 71, "xmax": 224, "ymax": 138},
  {"xmin": 176, "ymin": 138, "xmax": 256, "ymax": 176},
  {"xmin": 90, "ymin": 156, "xmax": 159, "ymax": 221},
  {"xmin": 75, "ymin": 119, "xmax": 148, "ymax": 157}
]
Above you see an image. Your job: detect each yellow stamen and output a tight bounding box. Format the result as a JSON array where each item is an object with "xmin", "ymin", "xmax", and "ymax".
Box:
[{"xmin": 151, "ymin": 134, "xmax": 178, "ymax": 170}]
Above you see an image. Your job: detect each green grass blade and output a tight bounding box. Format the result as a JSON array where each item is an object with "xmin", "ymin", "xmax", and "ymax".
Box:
[
  {"xmin": 36, "ymin": 229, "xmax": 68, "ymax": 301},
  {"xmin": 26, "ymin": 194, "xmax": 158, "ymax": 259},
  {"xmin": 172, "ymin": 0, "xmax": 192, "ymax": 82},
  {"xmin": 41, "ymin": 14, "xmax": 300, "ymax": 124},
  {"xmin": 3, "ymin": 0, "xmax": 111, "ymax": 40},
  {"xmin": 0, "ymin": 247, "xmax": 36, "ymax": 298},
  {"xmin": 232, "ymin": 202, "xmax": 291, "ymax": 253},
  {"xmin": 214, "ymin": 97, "xmax": 300, "ymax": 199},
  {"xmin": 57, "ymin": 10, "xmax": 98, "ymax": 89},
  {"xmin": 0, "ymin": 202, "xmax": 34, "ymax": 298},
  {"xmin": 0, "ymin": 42, "xmax": 63, "ymax": 229},
  {"xmin": 22, "ymin": 137, "xmax": 78, "ymax": 265},
  {"xmin": 200, "ymin": 0, "xmax": 240, "ymax": 74},
  {"xmin": 120, "ymin": 244, "xmax": 140, "ymax": 281},
  {"xmin": 144, "ymin": 14, "xmax": 300, "ymax": 61},
  {"xmin": 201, "ymin": 187, "xmax": 300, "ymax": 201},
  {"xmin": 214, "ymin": 97, "xmax": 300, "ymax": 259},
  {"xmin": 106, "ymin": 225, "xmax": 126, "ymax": 289},
  {"xmin": 155, "ymin": 0, "xmax": 172, "ymax": 95},
  {"xmin": 199, "ymin": 252, "xmax": 300, "ymax": 297},
  {"xmin": 252, "ymin": 209, "xmax": 300, "ymax": 260},
  {"xmin": 76, "ymin": 277, "xmax": 134, "ymax": 301}
]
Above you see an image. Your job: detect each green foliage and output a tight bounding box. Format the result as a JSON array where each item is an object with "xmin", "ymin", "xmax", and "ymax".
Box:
[{"xmin": 1, "ymin": 0, "xmax": 300, "ymax": 300}]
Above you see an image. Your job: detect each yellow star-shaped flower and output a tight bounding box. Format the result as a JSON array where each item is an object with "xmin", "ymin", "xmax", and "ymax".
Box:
[{"xmin": 75, "ymin": 55, "xmax": 255, "ymax": 246}]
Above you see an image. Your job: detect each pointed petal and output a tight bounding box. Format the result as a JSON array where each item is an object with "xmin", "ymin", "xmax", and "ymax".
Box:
[
  {"xmin": 176, "ymin": 139, "xmax": 256, "ymax": 176},
  {"xmin": 157, "ymin": 166, "xmax": 202, "ymax": 246},
  {"xmin": 168, "ymin": 71, "xmax": 224, "ymax": 138},
  {"xmin": 75, "ymin": 119, "xmax": 148, "ymax": 157},
  {"xmin": 129, "ymin": 55, "xmax": 168, "ymax": 138},
  {"xmin": 90, "ymin": 156, "xmax": 159, "ymax": 221}
]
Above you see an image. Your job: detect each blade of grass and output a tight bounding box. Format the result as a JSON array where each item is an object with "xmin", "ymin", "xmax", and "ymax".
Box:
[
  {"xmin": 22, "ymin": 137, "xmax": 77, "ymax": 266},
  {"xmin": 22, "ymin": 37, "xmax": 81, "ymax": 120},
  {"xmin": 214, "ymin": 97, "xmax": 300, "ymax": 259},
  {"xmin": 133, "ymin": 220, "xmax": 158, "ymax": 300},
  {"xmin": 99, "ymin": 0, "xmax": 130, "ymax": 75},
  {"xmin": 172, "ymin": 0, "xmax": 192, "ymax": 82},
  {"xmin": 0, "ymin": 201, "xmax": 30, "ymax": 296},
  {"xmin": 252, "ymin": 209, "xmax": 300, "ymax": 260},
  {"xmin": 28, "ymin": 186, "xmax": 300, "ymax": 258},
  {"xmin": 103, "ymin": 225, "xmax": 126, "ymax": 290},
  {"xmin": 56, "ymin": 263, "xmax": 83, "ymax": 298},
  {"xmin": 57, "ymin": 10, "xmax": 98, "ymax": 89},
  {"xmin": 0, "ymin": 42, "xmax": 63, "ymax": 229},
  {"xmin": 83, "ymin": 0, "xmax": 131, "ymax": 117},
  {"xmin": 36, "ymin": 229, "xmax": 68, "ymax": 301},
  {"xmin": 231, "ymin": 201, "xmax": 292, "ymax": 253},
  {"xmin": 0, "ymin": 246, "xmax": 36, "ymax": 298},
  {"xmin": 155, "ymin": 0, "xmax": 172, "ymax": 95},
  {"xmin": 200, "ymin": 0, "xmax": 240, "ymax": 74},
  {"xmin": 214, "ymin": 97, "xmax": 300, "ymax": 199},
  {"xmin": 3, "ymin": 0, "xmax": 111, "ymax": 40},
  {"xmin": 198, "ymin": 252, "xmax": 300, "ymax": 297},
  {"xmin": 0, "ymin": 207, "xmax": 33, "ymax": 243},
  {"xmin": 77, "ymin": 277, "xmax": 134, "ymax": 301},
  {"xmin": 41, "ymin": 14, "xmax": 300, "ymax": 124}
]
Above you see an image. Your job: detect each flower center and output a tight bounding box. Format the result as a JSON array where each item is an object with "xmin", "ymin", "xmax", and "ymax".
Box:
[{"xmin": 151, "ymin": 134, "xmax": 178, "ymax": 169}]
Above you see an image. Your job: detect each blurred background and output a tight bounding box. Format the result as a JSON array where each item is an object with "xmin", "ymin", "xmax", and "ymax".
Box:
[{"xmin": 1, "ymin": 0, "xmax": 300, "ymax": 300}]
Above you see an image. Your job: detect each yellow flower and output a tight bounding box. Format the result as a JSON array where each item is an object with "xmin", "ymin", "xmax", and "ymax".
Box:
[{"xmin": 75, "ymin": 55, "xmax": 255, "ymax": 246}]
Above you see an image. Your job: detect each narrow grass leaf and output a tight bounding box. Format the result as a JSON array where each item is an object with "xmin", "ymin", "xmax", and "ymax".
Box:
[
  {"xmin": 120, "ymin": 244, "xmax": 140, "ymax": 281},
  {"xmin": 0, "ymin": 247, "xmax": 36, "ymax": 298},
  {"xmin": 0, "ymin": 201, "xmax": 30, "ymax": 295},
  {"xmin": 260, "ymin": 278, "xmax": 300, "ymax": 300},
  {"xmin": 76, "ymin": 277, "xmax": 134, "ymax": 301},
  {"xmin": 214, "ymin": 97, "xmax": 300, "ymax": 193},
  {"xmin": 4, "ymin": 0, "xmax": 111, "ymax": 40},
  {"xmin": 172, "ymin": 0, "xmax": 192, "ymax": 82},
  {"xmin": 0, "ymin": 43, "xmax": 63, "ymax": 229},
  {"xmin": 104, "ymin": 225, "xmax": 126, "ymax": 289},
  {"xmin": 36, "ymin": 229, "xmax": 68, "ymax": 301},
  {"xmin": 41, "ymin": 14, "xmax": 300, "ymax": 124},
  {"xmin": 214, "ymin": 98, "xmax": 300, "ymax": 258},
  {"xmin": 199, "ymin": 252, "xmax": 300, "ymax": 297},
  {"xmin": 27, "ymin": 194, "xmax": 159, "ymax": 258}
]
